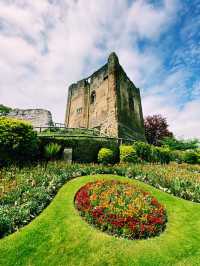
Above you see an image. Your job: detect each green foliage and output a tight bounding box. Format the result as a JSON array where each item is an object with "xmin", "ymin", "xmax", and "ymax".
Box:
[
  {"xmin": 41, "ymin": 127, "xmax": 100, "ymax": 137},
  {"xmin": 151, "ymin": 147, "xmax": 171, "ymax": 164},
  {"xmin": 120, "ymin": 145, "xmax": 138, "ymax": 163},
  {"xmin": 1, "ymin": 162, "xmax": 200, "ymax": 238},
  {"xmin": 161, "ymin": 137, "xmax": 199, "ymax": 151},
  {"xmin": 0, "ymin": 104, "xmax": 12, "ymax": 116},
  {"xmin": 2, "ymin": 174, "xmax": 200, "ymax": 266},
  {"xmin": 0, "ymin": 117, "xmax": 38, "ymax": 165},
  {"xmin": 44, "ymin": 143, "xmax": 61, "ymax": 161},
  {"xmin": 170, "ymin": 150, "xmax": 185, "ymax": 164},
  {"xmin": 39, "ymin": 136, "xmax": 118, "ymax": 163},
  {"xmin": 97, "ymin": 148, "xmax": 115, "ymax": 165},
  {"xmin": 183, "ymin": 151, "xmax": 199, "ymax": 164},
  {"xmin": 134, "ymin": 141, "xmax": 152, "ymax": 162}
]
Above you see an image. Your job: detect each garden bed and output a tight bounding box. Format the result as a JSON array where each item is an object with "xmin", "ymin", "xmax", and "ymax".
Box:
[
  {"xmin": 75, "ymin": 180, "xmax": 167, "ymax": 239},
  {"xmin": 0, "ymin": 162, "xmax": 200, "ymax": 238}
]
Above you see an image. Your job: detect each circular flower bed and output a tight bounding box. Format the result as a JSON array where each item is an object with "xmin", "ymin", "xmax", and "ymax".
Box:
[{"xmin": 75, "ymin": 180, "xmax": 167, "ymax": 239}]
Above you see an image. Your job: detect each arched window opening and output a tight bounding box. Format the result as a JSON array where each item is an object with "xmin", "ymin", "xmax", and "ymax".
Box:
[
  {"xmin": 90, "ymin": 90, "xmax": 96, "ymax": 104},
  {"xmin": 129, "ymin": 95, "xmax": 134, "ymax": 111}
]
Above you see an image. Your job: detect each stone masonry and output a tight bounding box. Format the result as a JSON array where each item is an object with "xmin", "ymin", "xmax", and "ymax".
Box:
[
  {"xmin": 65, "ymin": 52, "xmax": 146, "ymax": 141},
  {"xmin": 7, "ymin": 109, "xmax": 53, "ymax": 130}
]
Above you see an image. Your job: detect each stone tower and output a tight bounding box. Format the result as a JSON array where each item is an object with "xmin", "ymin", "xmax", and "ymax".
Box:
[{"xmin": 65, "ymin": 52, "xmax": 146, "ymax": 140}]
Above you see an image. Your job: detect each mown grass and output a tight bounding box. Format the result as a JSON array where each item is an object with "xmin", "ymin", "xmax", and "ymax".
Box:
[{"xmin": 1, "ymin": 174, "xmax": 200, "ymax": 266}]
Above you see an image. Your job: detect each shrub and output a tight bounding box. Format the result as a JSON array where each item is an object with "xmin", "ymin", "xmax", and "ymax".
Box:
[
  {"xmin": 134, "ymin": 141, "xmax": 152, "ymax": 162},
  {"xmin": 44, "ymin": 143, "xmax": 61, "ymax": 161},
  {"xmin": 120, "ymin": 145, "xmax": 138, "ymax": 163},
  {"xmin": 98, "ymin": 148, "xmax": 115, "ymax": 165},
  {"xmin": 171, "ymin": 150, "xmax": 185, "ymax": 164},
  {"xmin": 183, "ymin": 151, "xmax": 199, "ymax": 164},
  {"xmin": 0, "ymin": 117, "xmax": 38, "ymax": 166},
  {"xmin": 151, "ymin": 147, "xmax": 171, "ymax": 164},
  {"xmin": 75, "ymin": 180, "xmax": 167, "ymax": 239}
]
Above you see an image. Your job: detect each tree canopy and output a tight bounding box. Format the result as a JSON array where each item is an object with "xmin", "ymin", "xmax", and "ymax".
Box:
[
  {"xmin": 0, "ymin": 104, "xmax": 12, "ymax": 116},
  {"xmin": 144, "ymin": 114, "xmax": 173, "ymax": 146}
]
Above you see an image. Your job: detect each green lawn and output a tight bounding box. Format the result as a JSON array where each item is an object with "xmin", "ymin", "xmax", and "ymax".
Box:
[{"xmin": 1, "ymin": 174, "xmax": 200, "ymax": 266}]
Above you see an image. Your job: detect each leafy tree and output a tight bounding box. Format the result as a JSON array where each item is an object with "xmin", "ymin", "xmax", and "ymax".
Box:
[
  {"xmin": 144, "ymin": 114, "xmax": 173, "ymax": 146},
  {"xmin": 160, "ymin": 137, "xmax": 199, "ymax": 151},
  {"xmin": 0, "ymin": 104, "xmax": 12, "ymax": 116}
]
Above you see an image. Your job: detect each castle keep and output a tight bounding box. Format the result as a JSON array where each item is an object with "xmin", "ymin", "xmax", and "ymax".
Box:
[{"xmin": 65, "ymin": 53, "xmax": 146, "ymax": 140}]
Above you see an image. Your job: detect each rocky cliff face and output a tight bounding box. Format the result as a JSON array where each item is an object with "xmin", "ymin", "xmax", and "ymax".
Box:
[{"xmin": 6, "ymin": 109, "xmax": 53, "ymax": 130}]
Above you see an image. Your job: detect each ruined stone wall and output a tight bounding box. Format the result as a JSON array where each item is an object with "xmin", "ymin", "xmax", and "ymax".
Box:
[
  {"xmin": 88, "ymin": 64, "xmax": 109, "ymax": 129},
  {"xmin": 117, "ymin": 66, "xmax": 146, "ymax": 140},
  {"xmin": 65, "ymin": 52, "xmax": 146, "ymax": 140},
  {"xmin": 6, "ymin": 109, "xmax": 53, "ymax": 130},
  {"xmin": 65, "ymin": 81, "xmax": 89, "ymax": 128}
]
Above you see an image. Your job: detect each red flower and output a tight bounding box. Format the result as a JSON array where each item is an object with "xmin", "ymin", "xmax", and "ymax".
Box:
[
  {"xmin": 75, "ymin": 187, "xmax": 91, "ymax": 210},
  {"xmin": 92, "ymin": 207, "xmax": 104, "ymax": 218}
]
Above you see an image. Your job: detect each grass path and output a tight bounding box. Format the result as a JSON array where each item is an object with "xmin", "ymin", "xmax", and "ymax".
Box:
[{"xmin": 1, "ymin": 174, "xmax": 200, "ymax": 266}]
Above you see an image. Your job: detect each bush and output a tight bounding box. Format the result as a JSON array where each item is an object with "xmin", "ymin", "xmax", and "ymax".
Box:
[
  {"xmin": 134, "ymin": 142, "xmax": 152, "ymax": 162},
  {"xmin": 0, "ymin": 117, "xmax": 38, "ymax": 166},
  {"xmin": 151, "ymin": 147, "xmax": 171, "ymax": 164},
  {"xmin": 98, "ymin": 148, "xmax": 115, "ymax": 165},
  {"xmin": 120, "ymin": 145, "xmax": 138, "ymax": 163},
  {"xmin": 44, "ymin": 143, "xmax": 61, "ymax": 161},
  {"xmin": 183, "ymin": 151, "xmax": 199, "ymax": 164},
  {"xmin": 171, "ymin": 150, "xmax": 185, "ymax": 164}
]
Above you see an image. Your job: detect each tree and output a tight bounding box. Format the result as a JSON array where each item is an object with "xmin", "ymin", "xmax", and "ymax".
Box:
[
  {"xmin": 160, "ymin": 137, "xmax": 199, "ymax": 151},
  {"xmin": 0, "ymin": 104, "xmax": 12, "ymax": 116},
  {"xmin": 144, "ymin": 114, "xmax": 173, "ymax": 146}
]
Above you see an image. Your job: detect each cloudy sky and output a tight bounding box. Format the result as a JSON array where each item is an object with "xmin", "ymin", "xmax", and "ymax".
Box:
[{"xmin": 0, "ymin": 0, "xmax": 200, "ymax": 139}]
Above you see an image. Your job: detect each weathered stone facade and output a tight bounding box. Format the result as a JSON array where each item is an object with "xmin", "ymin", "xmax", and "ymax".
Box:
[
  {"xmin": 65, "ymin": 52, "xmax": 146, "ymax": 140},
  {"xmin": 7, "ymin": 109, "xmax": 53, "ymax": 130}
]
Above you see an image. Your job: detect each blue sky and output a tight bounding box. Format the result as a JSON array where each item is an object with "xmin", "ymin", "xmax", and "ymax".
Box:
[{"xmin": 0, "ymin": 0, "xmax": 199, "ymax": 138}]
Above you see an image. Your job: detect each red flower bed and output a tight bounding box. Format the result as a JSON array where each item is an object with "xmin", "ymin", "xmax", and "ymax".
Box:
[{"xmin": 75, "ymin": 180, "xmax": 167, "ymax": 239}]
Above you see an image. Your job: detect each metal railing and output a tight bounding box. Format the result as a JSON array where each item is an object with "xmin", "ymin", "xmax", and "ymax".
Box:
[{"xmin": 34, "ymin": 126, "xmax": 102, "ymax": 135}]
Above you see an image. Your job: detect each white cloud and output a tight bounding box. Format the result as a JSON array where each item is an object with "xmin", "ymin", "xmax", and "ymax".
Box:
[
  {"xmin": 143, "ymin": 94, "xmax": 200, "ymax": 139},
  {"xmin": 0, "ymin": 0, "xmax": 199, "ymax": 139}
]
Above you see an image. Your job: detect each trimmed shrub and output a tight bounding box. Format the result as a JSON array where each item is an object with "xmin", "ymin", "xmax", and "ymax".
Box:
[
  {"xmin": 98, "ymin": 148, "xmax": 115, "ymax": 165},
  {"xmin": 0, "ymin": 117, "xmax": 38, "ymax": 166},
  {"xmin": 120, "ymin": 145, "xmax": 138, "ymax": 163}
]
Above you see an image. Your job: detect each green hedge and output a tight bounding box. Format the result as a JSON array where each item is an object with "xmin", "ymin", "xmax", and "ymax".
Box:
[
  {"xmin": 39, "ymin": 136, "xmax": 119, "ymax": 163},
  {"xmin": 0, "ymin": 117, "xmax": 38, "ymax": 166}
]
